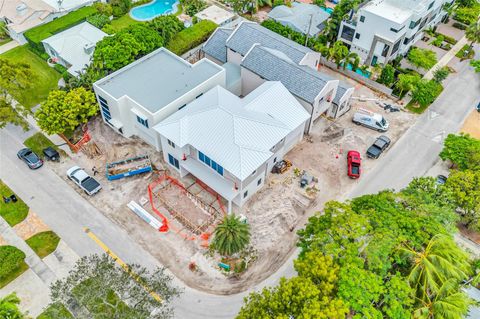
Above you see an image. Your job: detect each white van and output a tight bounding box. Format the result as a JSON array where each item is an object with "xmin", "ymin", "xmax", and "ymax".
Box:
[{"xmin": 352, "ymin": 109, "xmax": 389, "ymax": 132}]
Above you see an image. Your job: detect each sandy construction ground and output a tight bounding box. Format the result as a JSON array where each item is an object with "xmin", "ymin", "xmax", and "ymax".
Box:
[{"xmin": 461, "ymin": 109, "xmax": 480, "ymax": 139}]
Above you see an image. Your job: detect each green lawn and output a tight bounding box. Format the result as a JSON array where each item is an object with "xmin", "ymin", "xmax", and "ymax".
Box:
[
  {"xmin": 0, "ymin": 180, "xmax": 29, "ymax": 227},
  {"xmin": 109, "ymin": 14, "xmax": 143, "ymax": 33},
  {"xmin": 24, "ymin": 132, "xmax": 66, "ymax": 159},
  {"xmin": 0, "ymin": 37, "xmax": 11, "ymax": 46},
  {"xmin": 0, "ymin": 45, "xmax": 60, "ymax": 107},
  {"xmin": 26, "ymin": 231, "xmax": 61, "ymax": 258},
  {"xmin": 0, "ymin": 245, "xmax": 29, "ymax": 288},
  {"xmin": 37, "ymin": 303, "xmax": 74, "ymax": 319}
]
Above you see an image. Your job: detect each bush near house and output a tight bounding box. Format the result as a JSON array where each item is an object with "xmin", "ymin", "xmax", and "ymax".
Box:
[
  {"xmin": 37, "ymin": 303, "xmax": 74, "ymax": 319},
  {"xmin": 456, "ymin": 44, "xmax": 475, "ymax": 60},
  {"xmin": 0, "ymin": 246, "xmax": 28, "ymax": 288},
  {"xmin": 24, "ymin": 6, "xmax": 97, "ymax": 53},
  {"xmin": 26, "ymin": 231, "xmax": 61, "ymax": 259},
  {"xmin": 166, "ymin": 20, "xmax": 217, "ymax": 55},
  {"xmin": 0, "ymin": 180, "xmax": 29, "ymax": 227}
]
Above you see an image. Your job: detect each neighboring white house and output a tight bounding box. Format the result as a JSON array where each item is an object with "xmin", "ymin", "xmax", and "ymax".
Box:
[
  {"xmin": 337, "ymin": 0, "xmax": 453, "ymax": 65},
  {"xmin": 194, "ymin": 5, "xmax": 235, "ymax": 27},
  {"xmin": 202, "ymin": 21, "xmax": 354, "ymax": 131},
  {"xmin": 154, "ymin": 81, "xmax": 310, "ymax": 213},
  {"xmin": 268, "ymin": 2, "xmax": 330, "ymax": 36},
  {"xmin": 42, "ymin": 22, "xmax": 107, "ymax": 76},
  {"xmin": 93, "ymin": 47, "xmax": 226, "ymax": 151},
  {"xmin": 0, "ymin": 0, "xmax": 96, "ymax": 44}
]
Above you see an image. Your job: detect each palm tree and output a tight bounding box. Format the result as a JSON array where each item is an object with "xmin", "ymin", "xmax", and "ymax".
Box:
[
  {"xmin": 329, "ymin": 41, "xmax": 349, "ymax": 68},
  {"xmin": 213, "ymin": 214, "xmax": 250, "ymax": 256},
  {"xmin": 401, "ymin": 235, "xmax": 471, "ymax": 301},
  {"xmin": 0, "ymin": 293, "xmax": 26, "ymax": 319},
  {"xmin": 466, "ymin": 21, "xmax": 480, "ymax": 49},
  {"xmin": 342, "ymin": 52, "xmax": 359, "ymax": 70},
  {"xmin": 413, "ymin": 279, "xmax": 474, "ymax": 319}
]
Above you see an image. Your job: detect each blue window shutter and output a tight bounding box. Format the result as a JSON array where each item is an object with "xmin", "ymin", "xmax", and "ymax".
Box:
[
  {"xmin": 199, "ymin": 152, "xmax": 204, "ymax": 162},
  {"xmin": 205, "ymin": 156, "xmax": 210, "ymax": 166},
  {"xmin": 217, "ymin": 165, "xmax": 223, "ymax": 176}
]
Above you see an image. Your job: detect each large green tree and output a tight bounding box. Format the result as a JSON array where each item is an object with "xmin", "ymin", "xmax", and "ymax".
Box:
[
  {"xmin": 213, "ymin": 214, "xmax": 250, "ymax": 256},
  {"xmin": 148, "ymin": 15, "xmax": 185, "ymax": 44},
  {"xmin": 93, "ymin": 25, "xmax": 164, "ymax": 73},
  {"xmin": 329, "ymin": 41, "xmax": 349, "ymax": 68},
  {"xmin": 411, "ymin": 79, "xmax": 443, "ymax": 107},
  {"xmin": 446, "ymin": 170, "xmax": 480, "ymax": 230},
  {"xmin": 0, "ymin": 58, "xmax": 35, "ymax": 130},
  {"xmin": 0, "ymin": 293, "xmax": 26, "ymax": 319},
  {"xmin": 35, "ymin": 87, "xmax": 97, "ymax": 135},
  {"xmin": 395, "ymin": 73, "xmax": 421, "ymax": 98},
  {"xmin": 466, "ymin": 21, "xmax": 480, "ymax": 49},
  {"xmin": 49, "ymin": 254, "xmax": 180, "ymax": 319},
  {"xmin": 439, "ymin": 133, "xmax": 480, "ymax": 170},
  {"xmin": 408, "ymin": 47, "xmax": 438, "ymax": 71},
  {"xmin": 471, "ymin": 59, "xmax": 480, "ymax": 72},
  {"xmin": 378, "ymin": 64, "xmax": 395, "ymax": 86}
]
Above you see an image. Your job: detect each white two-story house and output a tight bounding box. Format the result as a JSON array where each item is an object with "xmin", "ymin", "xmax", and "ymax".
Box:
[
  {"xmin": 154, "ymin": 81, "xmax": 310, "ymax": 213},
  {"xmin": 93, "ymin": 47, "xmax": 226, "ymax": 151},
  {"xmin": 337, "ymin": 0, "xmax": 453, "ymax": 66},
  {"xmin": 202, "ymin": 21, "xmax": 355, "ymax": 131}
]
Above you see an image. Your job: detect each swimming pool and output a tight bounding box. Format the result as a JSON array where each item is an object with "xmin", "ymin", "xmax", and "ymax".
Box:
[
  {"xmin": 321, "ymin": 7, "xmax": 334, "ymax": 14},
  {"xmin": 130, "ymin": 0, "xmax": 179, "ymax": 21},
  {"xmin": 345, "ymin": 63, "xmax": 371, "ymax": 78}
]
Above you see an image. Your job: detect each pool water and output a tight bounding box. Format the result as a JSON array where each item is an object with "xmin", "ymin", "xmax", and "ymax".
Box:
[
  {"xmin": 130, "ymin": 0, "xmax": 179, "ymax": 21},
  {"xmin": 345, "ymin": 63, "xmax": 371, "ymax": 78},
  {"xmin": 321, "ymin": 7, "xmax": 334, "ymax": 14}
]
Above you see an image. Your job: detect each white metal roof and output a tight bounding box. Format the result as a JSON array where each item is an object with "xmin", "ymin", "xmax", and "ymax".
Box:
[
  {"xmin": 42, "ymin": 22, "xmax": 107, "ymax": 75},
  {"xmin": 154, "ymin": 82, "xmax": 310, "ymax": 180}
]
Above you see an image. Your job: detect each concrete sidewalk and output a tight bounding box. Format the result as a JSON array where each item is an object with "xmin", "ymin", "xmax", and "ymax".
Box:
[
  {"xmin": 0, "ymin": 40, "xmax": 19, "ymax": 55},
  {"xmin": 424, "ymin": 35, "xmax": 468, "ymax": 80}
]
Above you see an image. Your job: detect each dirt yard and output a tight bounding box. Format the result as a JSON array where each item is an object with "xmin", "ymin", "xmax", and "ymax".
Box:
[
  {"xmin": 45, "ymin": 89, "xmax": 416, "ymax": 294},
  {"xmin": 461, "ymin": 109, "xmax": 480, "ymax": 139}
]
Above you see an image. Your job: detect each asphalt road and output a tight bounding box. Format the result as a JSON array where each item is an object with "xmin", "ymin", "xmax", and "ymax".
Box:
[{"xmin": 0, "ymin": 54, "xmax": 478, "ymax": 318}]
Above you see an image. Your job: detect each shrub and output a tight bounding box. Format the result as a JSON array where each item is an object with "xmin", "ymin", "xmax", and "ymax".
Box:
[
  {"xmin": 110, "ymin": 0, "xmax": 132, "ymax": 17},
  {"xmin": 24, "ymin": 6, "xmax": 97, "ymax": 52},
  {"xmin": 53, "ymin": 63, "xmax": 67, "ymax": 74},
  {"xmin": 93, "ymin": 2, "xmax": 113, "ymax": 16},
  {"xmin": 166, "ymin": 20, "xmax": 217, "ymax": 55},
  {"xmin": 87, "ymin": 14, "xmax": 111, "ymax": 29},
  {"xmin": 181, "ymin": 0, "xmax": 207, "ymax": 16},
  {"xmin": 453, "ymin": 22, "xmax": 468, "ymax": 30},
  {"xmin": 377, "ymin": 64, "xmax": 395, "ymax": 86},
  {"xmin": 411, "ymin": 79, "xmax": 443, "ymax": 108},
  {"xmin": 0, "ymin": 246, "xmax": 27, "ymax": 287},
  {"xmin": 273, "ymin": 0, "xmax": 284, "ymax": 6},
  {"xmin": 456, "ymin": 44, "xmax": 475, "ymax": 59},
  {"xmin": 432, "ymin": 35, "xmax": 444, "ymax": 47},
  {"xmin": 443, "ymin": 34, "xmax": 457, "ymax": 45},
  {"xmin": 454, "ymin": 5, "xmax": 480, "ymax": 25}
]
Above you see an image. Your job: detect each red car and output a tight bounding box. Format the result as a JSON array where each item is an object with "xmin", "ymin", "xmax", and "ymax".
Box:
[{"xmin": 347, "ymin": 150, "xmax": 361, "ymax": 179}]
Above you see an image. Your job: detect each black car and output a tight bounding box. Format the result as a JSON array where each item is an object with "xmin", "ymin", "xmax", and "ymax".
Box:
[
  {"xmin": 366, "ymin": 136, "xmax": 391, "ymax": 159},
  {"xmin": 17, "ymin": 148, "xmax": 43, "ymax": 169},
  {"xmin": 43, "ymin": 147, "xmax": 60, "ymax": 161}
]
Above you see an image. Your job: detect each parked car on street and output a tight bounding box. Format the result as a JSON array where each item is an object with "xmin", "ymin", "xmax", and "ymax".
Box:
[
  {"xmin": 17, "ymin": 148, "xmax": 43, "ymax": 169},
  {"xmin": 353, "ymin": 109, "xmax": 389, "ymax": 132},
  {"xmin": 347, "ymin": 150, "xmax": 361, "ymax": 179},
  {"xmin": 42, "ymin": 147, "xmax": 60, "ymax": 162},
  {"xmin": 366, "ymin": 136, "xmax": 391, "ymax": 159},
  {"xmin": 67, "ymin": 166, "xmax": 102, "ymax": 196}
]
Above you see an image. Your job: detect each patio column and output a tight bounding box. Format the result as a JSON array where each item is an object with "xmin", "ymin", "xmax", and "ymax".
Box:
[{"xmin": 228, "ymin": 200, "xmax": 232, "ymax": 214}]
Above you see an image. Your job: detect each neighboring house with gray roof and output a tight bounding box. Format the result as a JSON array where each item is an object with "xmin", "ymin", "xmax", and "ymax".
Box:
[
  {"xmin": 202, "ymin": 21, "xmax": 354, "ymax": 131},
  {"xmin": 42, "ymin": 22, "xmax": 107, "ymax": 76},
  {"xmin": 154, "ymin": 81, "xmax": 310, "ymax": 212},
  {"xmin": 93, "ymin": 47, "xmax": 226, "ymax": 150},
  {"xmin": 268, "ymin": 2, "xmax": 330, "ymax": 36}
]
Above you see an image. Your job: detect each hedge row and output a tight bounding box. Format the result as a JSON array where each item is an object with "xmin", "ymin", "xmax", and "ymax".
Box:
[
  {"xmin": 24, "ymin": 6, "xmax": 97, "ymax": 52},
  {"xmin": 166, "ymin": 20, "xmax": 217, "ymax": 55}
]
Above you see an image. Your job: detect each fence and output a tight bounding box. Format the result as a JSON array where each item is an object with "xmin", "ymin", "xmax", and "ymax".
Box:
[{"xmin": 320, "ymin": 60, "xmax": 394, "ymax": 97}]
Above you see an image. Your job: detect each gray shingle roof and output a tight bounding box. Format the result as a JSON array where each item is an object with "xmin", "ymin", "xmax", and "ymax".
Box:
[
  {"xmin": 226, "ymin": 22, "xmax": 312, "ymax": 63},
  {"xmin": 333, "ymin": 81, "xmax": 353, "ymax": 105},
  {"xmin": 268, "ymin": 2, "xmax": 330, "ymax": 36},
  {"xmin": 241, "ymin": 45, "xmax": 334, "ymax": 103},
  {"xmin": 202, "ymin": 27, "xmax": 232, "ymax": 63}
]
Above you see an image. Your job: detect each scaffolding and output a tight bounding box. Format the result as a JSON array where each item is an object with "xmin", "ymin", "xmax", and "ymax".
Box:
[{"xmin": 147, "ymin": 172, "xmax": 226, "ymax": 241}]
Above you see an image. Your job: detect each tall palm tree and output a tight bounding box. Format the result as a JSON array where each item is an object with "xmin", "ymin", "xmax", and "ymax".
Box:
[
  {"xmin": 342, "ymin": 52, "xmax": 360, "ymax": 70},
  {"xmin": 413, "ymin": 279, "xmax": 474, "ymax": 319},
  {"xmin": 0, "ymin": 293, "xmax": 26, "ymax": 319},
  {"xmin": 213, "ymin": 214, "xmax": 250, "ymax": 256},
  {"xmin": 466, "ymin": 21, "xmax": 480, "ymax": 49},
  {"xmin": 401, "ymin": 235, "xmax": 471, "ymax": 301}
]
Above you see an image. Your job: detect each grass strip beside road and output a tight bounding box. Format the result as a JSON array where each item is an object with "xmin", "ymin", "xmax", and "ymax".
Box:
[
  {"xmin": 24, "ymin": 132, "xmax": 66, "ymax": 159},
  {"xmin": 37, "ymin": 303, "xmax": 74, "ymax": 319},
  {"xmin": 0, "ymin": 245, "xmax": 29, "ymax": 288},
  {"xmin": 26, "ymin": 231, "xmax": 61, "ymax": 259},
  {"xmin": 0, "ymin": 180, "xmax": 29, "ymax": 227}
]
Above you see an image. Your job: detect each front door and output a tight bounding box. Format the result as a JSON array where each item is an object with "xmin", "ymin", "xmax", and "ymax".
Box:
[{"xmin": 371, "ymin": 55, "xmax": 378, "ymax": 66}]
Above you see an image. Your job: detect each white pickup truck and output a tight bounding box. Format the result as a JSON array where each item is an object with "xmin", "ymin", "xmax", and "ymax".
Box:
[{"xmin": 67, "ymin": 166, "xmax": 102, "ymax": 196}]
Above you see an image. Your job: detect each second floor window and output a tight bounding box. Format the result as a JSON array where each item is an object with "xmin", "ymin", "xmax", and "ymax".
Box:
[
  {"xmin": 168, "ymin": 139, "xmax": 175, "ymax": 148},
  {"xmin": 136, "ymin": 116, "xmax": 149, "ymax": 128},
  {"xmin": 198, "ymin": 151, "xmax": 224, "ymax": 176},
  {"xmin": 360, "ymin": 15, "xmax": 365, "ymax": 22}
]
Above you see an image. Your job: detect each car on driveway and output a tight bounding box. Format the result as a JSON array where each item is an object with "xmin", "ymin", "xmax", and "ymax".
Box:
[
  {"xmin": 67, "ymin": 166, "xmax": 102, "ymax": 196},
  {"xmin": 17, "ymin": 148, "xmax": 43, "ymax": 169},
  {"xmin": 347, "ymin": 150, "xmax": 361, "ymax": 179},
  {"xmin": 366, "ymin": 136, "xmax": 391, "ymax": 159}
]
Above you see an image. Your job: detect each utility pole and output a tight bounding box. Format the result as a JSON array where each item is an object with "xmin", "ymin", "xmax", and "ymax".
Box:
[{"xmin": 305, "ymin": 14, "xmax": 313, "ymax": 46}]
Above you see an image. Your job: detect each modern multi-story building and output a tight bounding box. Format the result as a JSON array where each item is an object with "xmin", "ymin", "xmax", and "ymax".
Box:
[
  {"xmin": 337, "ymin": 0, "xmax": 453, "ymax": 66},
  {"xmin": 93, "ymin": 47, "xmax": 226, "ymax": 151}
]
